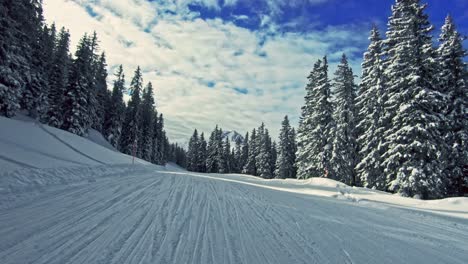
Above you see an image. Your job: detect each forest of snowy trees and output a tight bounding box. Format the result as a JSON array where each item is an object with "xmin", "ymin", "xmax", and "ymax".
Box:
[
  {"xmin": 186, "ymin": 0, "xmax": 467, "ymax": 199},
  {"xmin": 0, "ymin": 0, "xmax": 182, "ymax": 166},
  {"xmin": 297, "ymin": 1, "xmax": 467, "ymax": 199},
  {"xmin": 1, "ymin": 0, "xmax": 466, "ymax": 199},
  {"xmin": 186, "ymin": 117, "xmax": 297, "ymax": 179}
]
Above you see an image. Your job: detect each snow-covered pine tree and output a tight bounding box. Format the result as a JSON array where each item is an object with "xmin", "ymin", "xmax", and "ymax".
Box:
[
  {"xmin": 47, "ymin": 27, "xmax": 71, "ymax": 128},
  {"xmin": 187, "ymin": 129, "xmax": 200, "ymax": 171},
  {"xmin": 119, "ymin": 67, "xmax": 143, "ymax": 156},
  {"xmin": 197, "ymin": 132, "xmax": 207, "ymax": 172},
  {"xmin": 207, "ymin": 126, "xmax": 221, "ymax": 173},
  {"xmin": 240, "ymin": 132, "xmax": 249, "ymax": 172},
  {"xmin": 222, "ymin": 137, "xmax": 231, "ymax": 173},
  {"xmin": 256, "ymin": 125, "xmax": 273, "ymax": 179},
  {"xmin": 270, "ymin": 141, "xmax": 277, "ymax": 177},
  {"xmin": 92, "ymin": 52, "xmax": 110, "ymax": 132},
  {"xmin": 61, "ymin": 35, "xmax": 94, "ymax": 136},
  {"xmin": 21, "ymin": 2, "xmax": 50, "ymax": 119},
  {"xmin": 330, "ymin": 54, "xmax": 358, "ymax": 185},
  {"xmin": 87, "ymin": 32, "xmax": 100, "ymax": 131},
  {"xmin": 0, "ymin": 0, "xmax": 27, "ymax": 117},
  {"xmin": 243, "ymin": 129, "xmax": 257, "ymax": 175},
  {"xmin": 103, "ymin": 65, "xmax": 126, "ymax": 148},
  {"xmin": 233, "ymin": 136, "xmax": 243, "ymax": 173},
  {"xmin": 139, "ymin": 82, "xmax": 155, "ymax": 161},
  {"xmin": 276, "ymin": 116, "xmax": 297, "ymax": 179},
  {"xmin": 355, "ymin": 26, "xmax": 387, "ymax": 190},
  {"xmin": 381, "ymin": 0, "xmax": 448, "ymax": 199},
  {"xmin": 296, "ymin": 57, "xmax": 334, "ymax": 179},
  {"xmin": 156, "ymin": 114, "xmax": 167, "ymax": 165},
  {"xmin": 150, "ymin": 110, "xmax": 159, "ymax": 164},
  {"xmin": 437, "ymin": 15, "xmax": 468, "ymax": 196}
]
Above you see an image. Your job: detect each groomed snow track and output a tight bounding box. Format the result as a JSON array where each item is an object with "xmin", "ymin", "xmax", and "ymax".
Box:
[{"xmin": 1, "ymin": 169, "xmax": 467, "ymax": 264}]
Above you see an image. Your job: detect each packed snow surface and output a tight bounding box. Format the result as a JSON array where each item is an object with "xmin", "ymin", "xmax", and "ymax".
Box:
[{"xmin": 1, "ymin": 116, "xmax": 468, "ymax": 264}]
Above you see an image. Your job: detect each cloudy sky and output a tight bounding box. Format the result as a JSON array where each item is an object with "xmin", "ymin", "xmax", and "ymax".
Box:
[{"xmin": 43, "ymin": 0, "xmax": 468, "ymax": 143}]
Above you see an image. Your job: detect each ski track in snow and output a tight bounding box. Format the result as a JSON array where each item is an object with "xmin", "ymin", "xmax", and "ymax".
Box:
[{"xmin": 1, "ymin": 169, "xmax": 468, "ymax": 264}]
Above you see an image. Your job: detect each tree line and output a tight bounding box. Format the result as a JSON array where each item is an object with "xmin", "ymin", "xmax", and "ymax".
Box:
[
  {"xmin": 0, "ymin": 0, "xmax": 172, "ymax": 165},
  {"xmin": 186, "ymin": 116, "xmax": 297, "ymax": 179}
]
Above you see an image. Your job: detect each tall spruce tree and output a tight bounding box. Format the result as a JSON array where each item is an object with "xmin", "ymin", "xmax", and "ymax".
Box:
[
  {"xmin": 20, "ymin": 0, "xmax": 49, "ymax": 119},
  {"xmin": 139, "ymin": 82, "xmax": 155, "ymax": 161},
  {"xmin": 222, "ymin": 137, "xmax": 232, "ymax": 173},
  {"xmin": 103, "ymin": 65, "xmax": 126, "ymax": 148},
  {"xmin": 437, "ymin": 15, "xmax": 468, "ymax": 196},
  {"xmin": 381, "ymin": 0, "xmax": 448, "ymax": 198},
  {"xmin": 276, "ymin": 116, "xmax": 297, "ymax": 179},
  {"xmin": 0, "ymin": 0, "xmax": 28, "ymax": 117},
  {"xmin": 243, "ymin": 129, "xmax": 257, "ymax": 175},
  {"xmin": 256, "ymin": 124, "xmax": 273, "ymax": 179},
  {"xmin": 270, "ymin": 141, "xmax": 277, "ymax": 177},
  {"xmin": 47, "ymin": 27, "xmax": 71, "ymax": 128},
  {"xmin": 207, "ymin": 126, "xmax": 221, "ymax": 173},
  {"xmin": 233, "ymin": 136, "xmax": 243, "ymax": 173},
  {"xmin": 187, "ymin": 129, "xmax": 200, "ymax": 171},
  {"xmin": 330, "ymin": 54, "xmax": 358, "ymax": 185},
  {"xmin": 355, "ymin": 26, "xmax": 387, "ymax": 190},
  {"xmin": 150, "ymin": 110, "xmax": 159, "ymax": 164},
  {"xmin": 240, "ymin": 132, "xmax": 249, "ymax": 172},
  {"xmin": 198, "ymin": 133, "xmax": 207, "ymax": 172},
  {"xmin": 61, "ymin": 35, "xmax": 93, "ymax": 136},
  {"xmin": 296, "ymin": 57, "xmax": 334, "ymax": 179},
  {"xmin": 119, "ymin": 67, "xmax": 143, "ymax": 156},
  {"xmin": 92, "ymin": 52, "xmax": 109, "ymax": 132}
]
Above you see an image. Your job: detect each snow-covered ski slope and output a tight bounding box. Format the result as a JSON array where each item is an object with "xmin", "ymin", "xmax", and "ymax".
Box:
[{"xmin": 1, "ymin": 116, "xmax": 468, "ymax": 264}]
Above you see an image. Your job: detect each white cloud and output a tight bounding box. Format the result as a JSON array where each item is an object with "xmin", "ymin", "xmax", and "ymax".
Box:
[{"xmin": 43, "ymin": 0, "xmax": 368, "ymax": 144}]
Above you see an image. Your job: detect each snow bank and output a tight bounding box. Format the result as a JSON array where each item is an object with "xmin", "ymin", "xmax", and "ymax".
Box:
[
  {"xmin": 0, "ymin": 115, "xmax": 151, "ymax": 173},
  {"xmin": 179, "ymin": 172, "xmax": 468, "ymax": 219}
]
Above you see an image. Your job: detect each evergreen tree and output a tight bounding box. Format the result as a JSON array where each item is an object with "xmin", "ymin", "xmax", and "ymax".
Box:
[
  {"xmin": 256, "ymin": 124, "xmax": 273, "ymax": 179},
  {"xmin": 87, "ymin": 31, "xmax": 102, "ymax": 131},
  {"xmin": 92, "ymin": 52, "xmax": 109, "ymax": 132},
  {"xmin": 437, "ymin": 15, "xmax": 468, "ymax": 196},
  {"xmin": 21, "ymin": 2, "xmax": 50, "ymax": 119},
  {"xmin": 119, "ymin": 67, "xmax": 143, "ymax": 156},
  {"xmin": 355, "ymin": 26, "xmax": 387, "ymax": 190},
  {"xmin": 155, "ymin": 114, "xmax": 167, "ymax": 165},
  {"xmin": 61, "ymin": 35, "xmax": 93, "ymax": 136},
  {"xmin": 330, "ymin": 54, "xmax": 358, "ymax": 185},
  {"xmin": 139, "ymin": 82, "xmax": 155, "ymax": 161},
  {"xmin": 222, "ymin": 137, "xmax": 232, "ymax": 173},
  {"xmin": 103, "ymin": 65, "xmax": 126, "ymax": 148},
  {"xmin": 207, "ymin": 126, "xmax": 220, "ymax": 173},
  {"xmin": 150, "ymin": 110, "xmax": 159, "ymax": 164},
  {"xmin": 296, "ymin": 57, "xmax": 334, "ymax": 179},
  {"xmin": 270, "ymin": 141, "xmax": 277, "ymax": 177},
  {"xmin": 276, "ymin": 116, "xmax": 297, "ymax": 179},
  {"xmin": 0, "ymin": 0, "xmax": 28, "ymax": 117},
  {"xmin": 198, "ymin": 133, "xmax": 207, "ymax": 172},
  {"xmin": 47, "ymin": 27, "xmax": 71, "ymax": 128},
  {"xmin": 243, "ymin": 129, "xmax": 257, "ymax": 175},
  {"xmin": 233, "ymin": 136, "xmax": 243, "ymax": 173},
  {"xmin": 381, "ymin": 0, "xmax": 448, "ymax": 198},
  {"xmin": 187, "ymin": 129, "xmax": 200, "ymax": 171},
  {"xmin": 240, "ymin": 132, "xmax": 249, "ymax": 172}
]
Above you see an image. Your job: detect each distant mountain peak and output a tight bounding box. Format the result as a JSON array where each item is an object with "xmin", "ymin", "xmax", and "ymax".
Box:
[{"xmin": 222, "ymin": 130, "xmax": 244, "ymax": 143}]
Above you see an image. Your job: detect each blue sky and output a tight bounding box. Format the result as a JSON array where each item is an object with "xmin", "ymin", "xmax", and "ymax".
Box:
[{"xmin": 43, "ymin": 0, "xmax": 467, "ymax": 143}]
